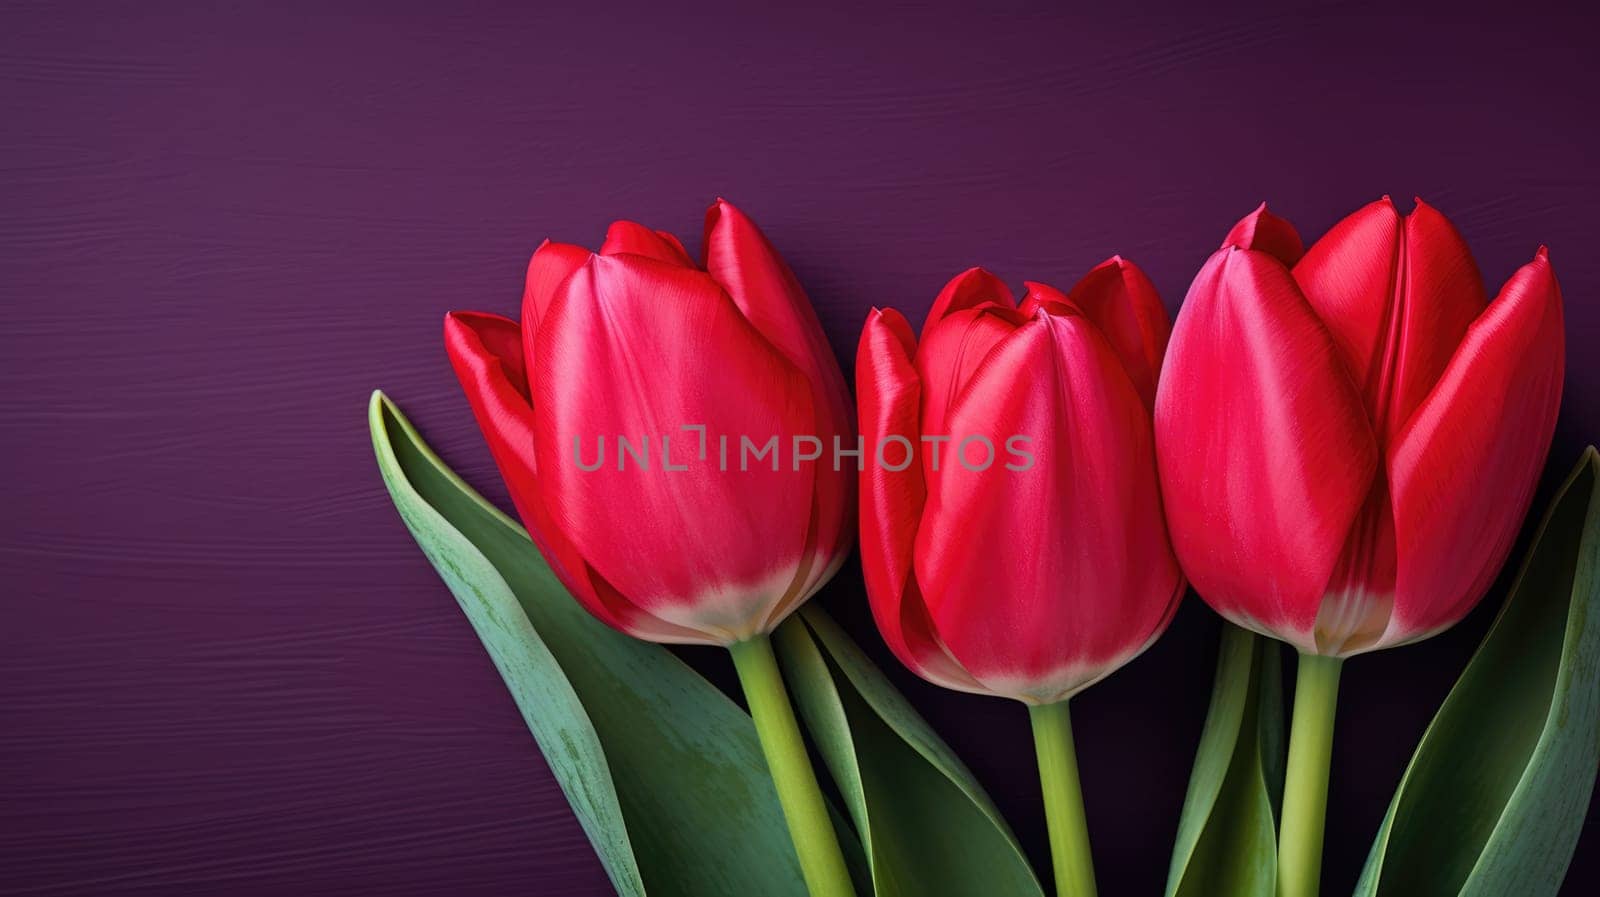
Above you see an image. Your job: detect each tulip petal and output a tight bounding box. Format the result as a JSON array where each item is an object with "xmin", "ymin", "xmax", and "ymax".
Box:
[
  {"xmin": 857, "ymin": 308, "xmax": 922, "ymax": 607},
  {"xmin": 914, "ymin": 305, "xmax": 1026, "ymax": 448},
  {"xmin": 1156, "ymin": 248, "xmax": 1379, "ymax": 652},
  {"xmin": 1017, "ymin": 280, "xmax": 1074, "ymax": 318},
  {"xmin": 1066, "ymin": 256, "xmax": 1172, "ymax": 409},
  {"xmin": 1388, "ymin": 199, "xmax": 1489, "ymax": 442},
  {"xmin": 700, "ymin": 199, "xmax": 836, "ymax": 379},
  {"xmin": 701, "ymin": 198, "xmax": 856, "ymax": 583},
  {"xmin": 444, "ymin": 312, "xmax": 711, "ymax": 644},
  {"xmin": 917, "ymin": 312, "xmax": 1183, "ymax": 703},
  {"xmin": 1290, "ymin": 199, "xmax": 1401, "ymax": 404},
  {"xmin": 1223, "ymin": 203, "xmax": 1305, "ymax": 266},
  {"xmin": 534, "ymin": 253, "xmax": 818, "ymax": 642},
  {"xmin": 522, "ymin": 240, "xmax": 591, "ymax": 366},
  {"xmin": 600, "ymin": 220, "xmax": 695, "ymax": 267},
  {"xmin": 1292, "ymin": 198, "xmax": 1487, "ymax": 446},
  {"xmin": 1384, "ymin": 250, "xmax": 1564, "ymax": 648},
  {"xmin": 921, "ymin": 267, "xmax": 1016, "ymax": 338},
  {"xmin": 855, "ymin": 309, "xmax": 987, "ymax": 693}
]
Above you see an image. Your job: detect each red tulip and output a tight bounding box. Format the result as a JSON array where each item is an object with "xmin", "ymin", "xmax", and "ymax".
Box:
[
  {"xmin": 444, "ymin": 199, "xmax": 855, "ymax": 646},
  {"xmin": 857, "ymin": 260, "xmax": 1185, "ymax": 705},
  {"xmin": 1155, "ymin": 199, "xmax": 1565, "ymax": 657}
]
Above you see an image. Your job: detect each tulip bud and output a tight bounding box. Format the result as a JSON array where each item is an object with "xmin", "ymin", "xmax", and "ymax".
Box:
[
  {"xmin": 1155, "ymin": 199, "xmax": 1564, "ymax": 656},
  {"xmin": 445, "ymin": 201, "xmax": 855, "ymax": 646},
  {"xmin": 857, "ymin": 261, "xmax": 1184, "ymax": 705}
]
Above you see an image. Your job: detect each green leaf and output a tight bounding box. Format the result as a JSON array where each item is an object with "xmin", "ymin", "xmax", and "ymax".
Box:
[
  {"xmin": 1165, "ymin": 623, "xmax": 1285, "ymax": 897},
  {"xmin": 1355, "ymin": 447, "xmax": 1600, "ymax": 897},
  {"xmin": 772, "ymin": 606, "xmax": 1046, "ymax": 897},
  {"xmin": 369, "ymin": 391, "xmax": 815, "ymax": 897}
]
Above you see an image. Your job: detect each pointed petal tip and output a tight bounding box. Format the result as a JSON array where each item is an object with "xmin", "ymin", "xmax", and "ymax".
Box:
[
  {"xmin": 1222, "ymin": 203, "xmax": 1304, "ymax": 266},
  {"xmin": 701, "ymin": 197, "xmax": 737, "ymax": 237},
  {"xmin": 600, "ymin": 220, "xmax": 693, "ymax": 265},
  {"xmin": 1105, "ymin": 253, "xmax": 1150, "ymax": 274},
  {"xmin": 444, "ymin": 309, "xmax": 510, "ymax": 330},
  {"xmin": 923, "ymin": 267, "xmax": 1017, "ymax": 336},
  {"xmin": 864, "ymin": 305, "xmax": 917, "ymax": 355},
  {"xmin": 1020, "ymin": 279, "xmax": 1073, "ymax": 314},
  {"xmin": 443, "ymin": 311, "xmax": 471, "ymax": 343},
  {"xmin": 1511, "ymin": 246, "xmax": 1557, "ymax": 282},
  {"xmin": 953, "ymin": 264, "xmax": 1001, "ymax": 283}
]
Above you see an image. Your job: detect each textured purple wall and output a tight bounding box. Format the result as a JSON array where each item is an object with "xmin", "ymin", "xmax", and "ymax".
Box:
[{"xmin": 3, "ymin": 2, "xmax": 1596, "ymax": 894}]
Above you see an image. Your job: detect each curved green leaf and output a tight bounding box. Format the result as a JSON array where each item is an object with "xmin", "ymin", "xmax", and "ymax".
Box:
[
  {"xmin": 1165, "ymin": 624, "xmax": 1285, "ymax": 897},
  {"xmin": 773, "ymin": 606, "xmax": 1046, "ymax": 897},
  {"xmin": 370, "ymin": 391, "xmax": 813, "ymax": 897},
  {"xmin": 1355, "ymin": 447, "xmax": 1600, "ymax": 897}
]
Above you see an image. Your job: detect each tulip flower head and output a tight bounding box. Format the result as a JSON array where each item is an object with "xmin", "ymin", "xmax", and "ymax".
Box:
[
  {"xmin": 857, "ymin": 260, "xmax": 1184, "ymax": 705},
  {"xmin": 445, "ymin": 200, "xmax": 855, "ymax": 646},
  {"xmin": 1155, "ymin": 199, "xmax": 1564, "ymax": 657}
]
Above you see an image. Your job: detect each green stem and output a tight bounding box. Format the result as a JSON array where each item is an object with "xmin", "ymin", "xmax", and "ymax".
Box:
[
  {"xmin": 1029, "ymin": 700, "xmax": 1097, "ymax": 897},
  {"xmin": 729, "ymin": 635, "xmax": 855, "ymax": 897},
  {"xmin": 1278, "ymin": 653, "xmax": 1344, "ymax": 897}
]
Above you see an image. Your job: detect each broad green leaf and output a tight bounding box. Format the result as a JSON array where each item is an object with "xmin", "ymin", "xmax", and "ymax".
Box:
[
  {"xmin": 1355, "ymin": 447, "xmax": 1600, "ymax": 897},
  {"xmin": 773, "ymin": 606, "xmax": 1046, "ymax": 897},
  {"xmin": 369, "ymin": 391, "xmax": 814, "ymax": 897},
  {"xmin": 1165, "ymin": 624, "xmax": 1285, "ymax": 897}
]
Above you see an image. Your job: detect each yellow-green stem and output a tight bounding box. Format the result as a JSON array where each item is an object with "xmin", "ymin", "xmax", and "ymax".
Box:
[
  {"xmin": 1278, "ymin": 652, "xmax": 1343, "ymax": 897},
  {"xmin": 1029, "ymin": 700, "xmax": 1097, "ymax": 897},
  {"xmin": 729, "ymin": 634, "xmax": 855, "ymax": 897}
]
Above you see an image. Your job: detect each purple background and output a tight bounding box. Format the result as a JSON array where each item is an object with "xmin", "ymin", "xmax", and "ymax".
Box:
[{"xmin": 3, "ymin": 2, "xmax": 1597, "ymax": 894}]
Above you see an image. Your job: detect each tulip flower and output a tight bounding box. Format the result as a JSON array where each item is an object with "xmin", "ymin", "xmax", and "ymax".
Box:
[
  {"xmin": 445, "ymin": 200, "xmax": 857, "ymax": 897},
  {"xmin": 857, "ymin": 260, "xmax": 1185, "ymax": 897},
  {"xmin": 1154, "ymin": 199, "xmax": 1564, "ymax": 897}
]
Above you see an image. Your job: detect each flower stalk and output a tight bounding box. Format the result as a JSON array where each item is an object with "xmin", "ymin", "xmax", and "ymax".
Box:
[
  {"xmin": 729, "ymin": 635, "xmax": 856, "ymax": 897},
  {"xmin": 1030, "ymin": 700, "xmax": 1097, "ymax": 897},
  {"xmin": 1278, "ymin": 653, "xmax": 1343, "ymax": 897}
]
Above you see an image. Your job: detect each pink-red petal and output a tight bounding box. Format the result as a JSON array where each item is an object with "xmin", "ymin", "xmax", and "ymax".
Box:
[
  {"xmin": 920, "ymin": 266, "xmax": 1016, "ymax": 338},
  {"xmin": 1291, "ymin": 197, "xmax": 1487, "ymax": 447},
  {"xmin": 1291, "ymin": 199, "xmax": 1401, "ymax": 410},
  {"xmin": 522, "ymin": 240, "xmax": 591, "ymax": 367},
  {"xmin": 1155, "ymin": 247, "xmax": 1380, "ymax": 652},
  {"xmin": 916, "ymin": 311, "xmax": 1181, "ymax": 702},
  {"xmin": 533, "ymin": 253, "xmax": 817, "ymax": 642},
  {"xmin": 854, "ymin": 307, "xmax": 983, "ymax": 690},
  {"xmin": 701, "ymin": 199, "xmax": 856, "ymax": 586},
  {"xmin": 1385, "ymin": 199, "xmax": 1488, "ymax": 444},
  {"xmin": 600, "ymin": 220, "xmax": 695, "ymax": 267},
  {"xmin": 1223, "ymin": 203, "xmax": 1305, "ymax": 266},
  {"xmin": 914, "ymin": 305, "xmax": 1026, "ymax": 448},
  {"xmin": 856, "ymin": 307, "xmax": 923, "ymax": 611},
  {"xmin": 1385, "ymin": 249, "xmax": 1564, "ymax": 647},
  {"xmin": 1017, "ymin": 280, "xmax": 1075, "ymax": 317},
  {"xmin": 1067, "ymin": 256, "xmax": 1172, "ymax": 409},
  {"xmin": 444, "ymin": 311, "xmax": 709, "ymax": 643}
]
